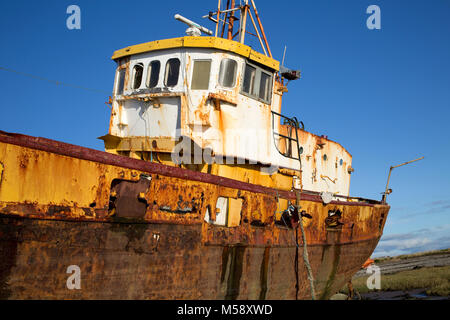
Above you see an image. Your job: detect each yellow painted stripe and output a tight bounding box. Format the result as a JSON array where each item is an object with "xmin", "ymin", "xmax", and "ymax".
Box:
[{"xmin": 111, "ymin": 36, "xmax": 279, "ymax": 71}]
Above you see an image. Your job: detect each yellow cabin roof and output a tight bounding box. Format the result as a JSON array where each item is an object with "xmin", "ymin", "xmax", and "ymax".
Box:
[{"xmin": 111, "ymin": 36, "xmax": 279, "ymax": 71}]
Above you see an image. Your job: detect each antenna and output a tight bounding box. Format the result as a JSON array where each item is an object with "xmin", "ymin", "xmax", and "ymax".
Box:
[
  {"xmin": 281, "ymin": 45, "xmax": 287, "ymax": 66},
  {"xmin": 174, "ymin": 14, "xmax": 213, "ymax": 36},
  {"xmin": 279, "ymin": 44, "xmax": 300, "ymax": 82}
]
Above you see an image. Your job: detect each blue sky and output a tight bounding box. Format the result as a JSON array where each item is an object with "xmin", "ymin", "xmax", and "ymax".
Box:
[{"xmin": 0, "ymin": 0, "xmax": 449, "ymax": 257}]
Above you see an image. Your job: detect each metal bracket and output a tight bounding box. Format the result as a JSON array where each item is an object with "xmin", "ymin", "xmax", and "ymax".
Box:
[
  {"xmin": 382, "ymin": 157, "xmax": 424, "ymax": 203},
  {"xmin": 321, "ymin": 175, "xmax": 337, "ymax": 184}
]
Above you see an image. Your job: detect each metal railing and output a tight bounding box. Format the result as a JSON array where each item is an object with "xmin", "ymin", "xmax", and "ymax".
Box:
[{"xmin": 271, "ymin": 110, "xmax": 304, "ymax": 161}]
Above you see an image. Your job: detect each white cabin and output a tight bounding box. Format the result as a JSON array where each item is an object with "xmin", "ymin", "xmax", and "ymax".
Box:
[{"xmin": 102, "ymin": 37, "xmax": 353, "ymax": 197}]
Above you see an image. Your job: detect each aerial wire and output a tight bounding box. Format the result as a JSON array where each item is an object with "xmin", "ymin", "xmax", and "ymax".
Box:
[{"xmin": 0, "ymin": 66, "xmax": 110, "ymax": 95}]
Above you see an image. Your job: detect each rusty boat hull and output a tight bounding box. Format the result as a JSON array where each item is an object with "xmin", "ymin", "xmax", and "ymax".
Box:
[{"xmin": 0, "ymin": 131, "xmax": 390, "ymax": 299}]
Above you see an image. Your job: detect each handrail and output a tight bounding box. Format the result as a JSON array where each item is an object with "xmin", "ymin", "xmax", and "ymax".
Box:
[{"xmin": 271, "ymin": 110, "xmax": 304, "ymax": 161}]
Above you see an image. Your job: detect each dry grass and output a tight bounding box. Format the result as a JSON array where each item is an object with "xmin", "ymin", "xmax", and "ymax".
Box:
[{"xmin": 344, "ymin": 266, "xmax": 450, "ymax": 296}]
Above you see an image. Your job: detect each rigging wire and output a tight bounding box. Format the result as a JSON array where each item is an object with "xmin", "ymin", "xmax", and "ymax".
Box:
[{"xmin": 0, "ymin": 66, "xmax": 110, "ymax": 95}]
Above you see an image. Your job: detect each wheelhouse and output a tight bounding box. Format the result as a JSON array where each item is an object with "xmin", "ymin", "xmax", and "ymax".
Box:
[{"xmin": 101, "ymin": 37, "xmax": 353, "ymax": 197}]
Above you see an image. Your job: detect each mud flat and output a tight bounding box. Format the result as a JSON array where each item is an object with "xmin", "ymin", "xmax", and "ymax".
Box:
[
  {"xmin": 358, "ymin": 289, "xmax": 448, "ymax": 300},
  {"xmin": 353, "ymin": 249, "xmax": 450, "ymax": 278},
  {"xmin": 343, "ymin": 249, "xmax": 450, "ymax": 300}
]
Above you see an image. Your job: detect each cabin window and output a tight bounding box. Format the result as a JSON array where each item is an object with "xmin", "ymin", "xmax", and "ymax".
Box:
[
  {"xmin": 191, "ymin": 60, "xmax": 211, "ymax": 90},
  {"xmin": 241, "ymin": 62, "xmax": 273, "ymax": 104},
  {"xmin": 242, "ymin": 64, "xmax": 256, "ymax": 95},
  {"xmin": 164, "ymin": 58, "xmax": 180, "ymax": 87},
  {"xmin": 116, "ymin": 69, "xmax": 126, "ymax": 95},
  {"xmin": 218, "ymin": 58, "xmax": 237, "ymax": 88},
  {"xmin": 146, "ymin": 60, "xmax": 160, "ymax": 88},
  {"xmin": 259, "ymin": 72, "xmax": 271, "ymax": 101},
  {"xmin": 132, "ymin": 63, "xmax": 144, "ymax": 89}
]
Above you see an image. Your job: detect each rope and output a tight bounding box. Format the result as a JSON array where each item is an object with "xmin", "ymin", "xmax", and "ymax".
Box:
[
  {"xmin": 275, "ymin": 190, "xmax": 315, "ymax": 300},
  {"xmin": 274, "ymin": 192, "xmax": 299, "ymax": 288},
  {"xmin": 296, "ymin": 190, "xmax": 316, "ymax": 300},
  {"xmin": 274, "ymin": 118, "xmax": 317, "ymax": 299},
  {"xmin": 292, "ymin": 118, "xmax": 317, "ymax": 300}
]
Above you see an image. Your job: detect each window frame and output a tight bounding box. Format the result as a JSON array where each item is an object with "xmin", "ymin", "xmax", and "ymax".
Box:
[
  {"xmin": 131, "ymin": 63, "xmax": 144, "ymax": 90},
  {"xmin": 241, "ymin": 63, "xmax": 256, "ymax": 97},
  {"xmin": 259, "ymin": 71, "xmax": 272, "ymax": 102},
  {"xmin": 115, "ymin": 68, "xmax": 126, "ymax": 96},
  {"xmin": 218, "ymin": 58, "xmax": 238, "ymax": 88},
  {"xmin": 190, "ymin": 59, "xmax": 212, "ymax": 90},
  {"xmin": 164, "ymin": 58, "xmax": 181, "ymax": 87},
  {"xmin": 240, "ymin": 61, "xmax": 274, "ymax": 104},
  {"xmin": 146, "ymin": 60, "xmax": 161, "ymax": 89}
]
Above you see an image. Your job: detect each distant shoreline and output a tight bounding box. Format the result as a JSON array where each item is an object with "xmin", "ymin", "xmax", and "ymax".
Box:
[{"xmin": 373, "ymin": 248, "xmax": 450, "ymax": 264}]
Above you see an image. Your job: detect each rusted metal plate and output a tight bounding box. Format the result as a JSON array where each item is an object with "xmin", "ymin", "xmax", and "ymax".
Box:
[
  {"xmin": 0, "ymin": 216, "xmax": 382, "ymax": 299},
  {"xmin": 0, "ymin": 132, "xmax": 390, "ymax": 299},
  {"xmin": 0, "ymin": 131, "xmax": 378, "ymax": 207}
]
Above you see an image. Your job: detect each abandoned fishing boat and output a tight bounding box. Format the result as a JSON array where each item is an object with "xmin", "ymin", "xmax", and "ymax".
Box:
[{"xmin": 0, "ymin": 1, "xmax": 390, "ymax": 300}]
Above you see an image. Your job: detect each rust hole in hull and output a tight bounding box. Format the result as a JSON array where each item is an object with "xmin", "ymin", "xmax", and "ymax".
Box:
[{"xmin": 108, "ymin": 177, "xmax": 151, "ymax": 219}]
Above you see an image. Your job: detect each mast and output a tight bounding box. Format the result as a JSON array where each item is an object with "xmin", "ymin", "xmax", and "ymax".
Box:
[
  {"xmin": 227, "ymin": 0, "xmax": 235, "ymax": 40},
  {"xmin": 215, "ymin": 0, "xmax": 221, "ymax": 37},
  {"xmin": 239, "ymin": 1, "xmax": 249, "ymax": 44},
  {"xmin": 206, "ymin": 0, "xmax": 271, "ymax": 58}
]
